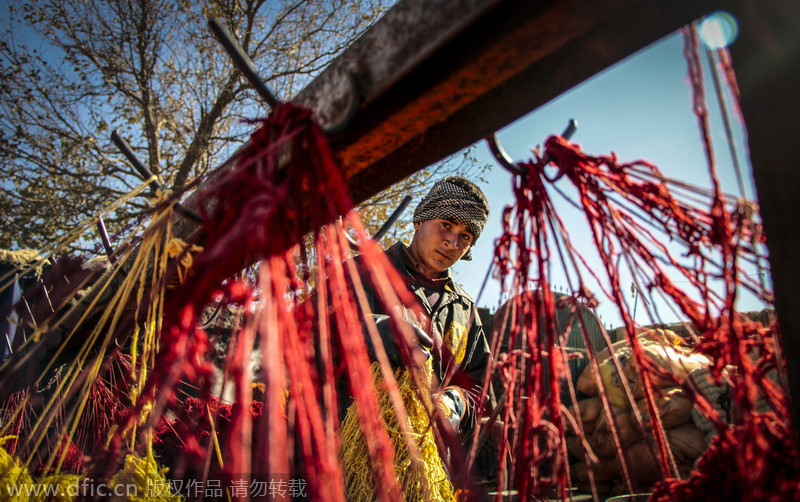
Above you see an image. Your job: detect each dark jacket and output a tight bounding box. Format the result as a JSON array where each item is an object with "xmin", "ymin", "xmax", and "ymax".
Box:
[{"xmin": 356, "ymin": 242, "xmax": 493, "ymax": 428}]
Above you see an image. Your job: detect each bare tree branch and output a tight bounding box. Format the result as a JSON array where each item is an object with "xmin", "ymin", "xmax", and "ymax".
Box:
[
  {"xmin": 1, "ymin": 0, "xmax": 490, "ymax": 256},
  {"xmin": 0, "ymin": 0, "xmax": 392, "ymax": 251}
]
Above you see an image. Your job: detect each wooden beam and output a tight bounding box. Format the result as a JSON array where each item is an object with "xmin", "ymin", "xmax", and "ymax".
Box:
[
  {"xmin": 729, "ymin": 0, "xmax": 800, "ymax": 429},
  {"xmin": 179, "ymin": 0, "xmax": 732, "ymax": 231},
  {"xmin": 177, "ymin": 0, "xmax": 730, "ymax": 238},
  {"xmin": 290, "ymin": 0, "xmax": 732, "ymax": 204}
]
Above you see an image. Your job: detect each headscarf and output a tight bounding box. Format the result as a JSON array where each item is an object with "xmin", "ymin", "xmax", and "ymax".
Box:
[{"xmin": 412, "ymin": 176, "xmax": 489, "ymax": 261}]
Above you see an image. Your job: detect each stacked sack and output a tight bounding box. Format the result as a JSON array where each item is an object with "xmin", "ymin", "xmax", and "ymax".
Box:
[{"xmin": 565, "ymin": 329, "xmax": 711, "ymax": 495}]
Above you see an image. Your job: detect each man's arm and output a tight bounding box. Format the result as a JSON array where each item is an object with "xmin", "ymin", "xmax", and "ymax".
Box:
[{"xmin": 443, "ymin": 306, "xmax": 493, "ymax": 432}]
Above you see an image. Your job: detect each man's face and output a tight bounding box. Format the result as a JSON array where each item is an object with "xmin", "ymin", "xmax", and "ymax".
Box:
[{"xmin": 408, "ymin": 219, "xmax": 474, "ymax": 277}]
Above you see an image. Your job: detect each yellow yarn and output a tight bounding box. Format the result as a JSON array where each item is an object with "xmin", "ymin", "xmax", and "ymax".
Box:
[
  {"xmin": 108, "ymin": 451, "xmax": 181, "ymax": 502},
  {"xmin": 165, "ymin": 238, "xmax": 203, "ymax": 284},
  {"xmin": 148, "ymin": 188, "xmax": 173, "ymax": 207},
  {"xmin": 29, "ymin": 474, "xmax": 81, "ymax": 502},
  {"xmin": 0, "ymin": 438, "xmax": 34, "ymax": 501},
  {"xmin": 340, "ymin": 362, "xmax": 455, "ymax": 502},
  {"xmin": 1, "ymin": 179, "xmax": 187, "ymax": 500},
  {"xmin": 1, "ymin": 439, "xmax": 81, "ymax": 501},
  {"xmin": 1, "ymin": 439, "xmax": 180, "ymax": 501}
]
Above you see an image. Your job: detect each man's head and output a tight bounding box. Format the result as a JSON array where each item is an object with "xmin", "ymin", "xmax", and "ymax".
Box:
[{"xmin": 408, "ymin": 177, "xmax": 489, "ymax": 276}]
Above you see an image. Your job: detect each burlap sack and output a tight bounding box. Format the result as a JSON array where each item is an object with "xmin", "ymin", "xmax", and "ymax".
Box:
[
  {"xmin": 590, "ymin": 404, "xmax": 643, "ymax": 458},
  {"xmin": 625, "ymin": 343, "xmax": 711, "ymax": 399},
  {"xmin": 667, "ymin": 423, "xmax": 707, "ymax": 464},
  {"xmin": 566, "ymin": 396, "xmax": 604, "ymax": 436},
  {"xmin": 632, "ymin": 387, "xmax": 693, "ymax": 429},
  {"xmin": 576, "ymin": 329, "xmax": 686, "ymax": 399}
]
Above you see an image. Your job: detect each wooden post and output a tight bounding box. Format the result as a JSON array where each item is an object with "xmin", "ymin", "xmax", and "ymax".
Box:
[{"xmin": 730, "ymin": 0, "xmax": 800, "ymax": 428}]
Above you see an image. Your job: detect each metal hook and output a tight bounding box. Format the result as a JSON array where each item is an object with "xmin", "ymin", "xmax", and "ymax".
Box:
[
  {"xmin": 486, "ymin": 119, "xmax": 578, "ymax": 177},
  {"xmin": 209, "ymin": 18, "xmax": 280, "ymax": 109},
  {"xmin": 96, "ymin": 216, "xmax": 116, "ymax": 263},
  {"xmin": 110, "ymin": 130, "xmax": 203, "ymax": 223},
  {"xmin": 486, "ymin": 132, "xmax": 524, "ymax": 176},
  {"xmin": 208, "ymin": 18, "xmax": 359, "ymax": 137},
  {"xmin": 344, "ymin": 195, "xmax": 413, "ymax": 250}
]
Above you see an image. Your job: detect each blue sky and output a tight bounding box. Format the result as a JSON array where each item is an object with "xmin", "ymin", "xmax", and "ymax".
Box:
[{"xmin": 449, "ymin": 23, "xmax": 767, "ymax": 329}]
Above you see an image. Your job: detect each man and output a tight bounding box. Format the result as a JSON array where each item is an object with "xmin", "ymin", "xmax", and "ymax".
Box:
[{"xmin": 358, "ymin": 176, "xmax": 493, "ymax": 435}]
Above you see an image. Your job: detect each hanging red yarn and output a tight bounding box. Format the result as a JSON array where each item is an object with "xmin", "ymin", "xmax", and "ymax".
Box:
[
  {"xmin": 479, "ymin": 22, "xmax": 790, "ymax": 501},
  {"xmin": 151, "ymin": 396, "xmax": 264, "ymax": 477},
  {"xmin": 85, "ymin": 102, "xmax": 450, "ymax": 501},
  {"xmin": 484, "ymin": 130, "xmax": 785, "ymax": 499}
]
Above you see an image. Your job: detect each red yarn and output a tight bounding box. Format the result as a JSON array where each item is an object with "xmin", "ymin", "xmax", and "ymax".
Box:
[
  {"xmin": 483, "ymin": 36, "xmax": 786, "ymax": 495},
  {"xmin": 152, "ymin": 396, "xmax": 264, "ymax": 477},
  {"xmin": 91, "ymin": 103, "xmax": 420, "ymax": 501},
  {"xmin": 651, "ymin": 413, "xmax": 800, "ymax": 501},
  {"xmin": 3, "ymin": 26, "xmax": 789, "ymax": 500}
]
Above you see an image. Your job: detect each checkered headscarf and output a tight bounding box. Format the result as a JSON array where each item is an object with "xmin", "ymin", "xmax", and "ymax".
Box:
[{"xmin": 413, "ymin": 176, "xmax": 489, "ymax": 261}]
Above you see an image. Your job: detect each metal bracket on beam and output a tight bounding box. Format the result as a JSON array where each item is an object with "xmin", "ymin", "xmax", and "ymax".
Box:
[
  {"xmin": 486, "ymin": 119, "xmax": 578, "ymax": 177},
  {"xmin": 110, "ymin": 130, "xmax": 203, "ymax": 224}
]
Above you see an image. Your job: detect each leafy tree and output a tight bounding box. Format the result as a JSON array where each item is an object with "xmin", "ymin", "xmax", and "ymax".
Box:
[{"xmin": 0, "ymin": 0, "xmax": 488, "ymax": 254}]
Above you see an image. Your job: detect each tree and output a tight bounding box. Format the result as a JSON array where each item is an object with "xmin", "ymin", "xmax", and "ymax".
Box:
[
  {"xmin": 0, "ymin": 0, "xmax": 377, "ymax": 250},
  {"xmin": 0, "ymin": 0, "xmax": 488, "ymax": 254}
]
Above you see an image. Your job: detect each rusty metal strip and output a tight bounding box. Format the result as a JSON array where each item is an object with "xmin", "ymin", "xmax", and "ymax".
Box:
[
  {"xmin": 175, "ymin": 0, "xmax": 733, "ymax": 249},
  {"xmin": 290, "ymin": 0, "xmax": 731, "ymax": 203}
]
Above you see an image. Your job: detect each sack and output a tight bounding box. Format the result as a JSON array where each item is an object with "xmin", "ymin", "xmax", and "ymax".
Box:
[
  {"xmin": 689, "ymin": 366, "xmax": 730, "ymax": 434},
  {"xmin": 576, "ymin": 338, "xmax": 634, "ymax": 396},
  {"xmin": 567, "ymin": 396, "xmax": 604, "ymax": 436},
  {"xmin": 571, "ymin": 462, "xmax": 615, "ymax": 495},
  {"xmin": 571, "ymin": 455, "xmax": 620, "ymax": 484},
  {"xmin": 572, "ymin": 424, "xmax": 705, "ymax": 492},
  {"xmin": 633, "ymin": 387, "xmax": 693, "ymax": 429},
  {"xmin": 576, "ymin": 329, "xmax": 685, "ymax": 398},
  {"xmin": 567, "ymin": 435, "xmax": 587, "ymax": 460},
  {"xmin": 572, "ymin": 440, "xmax": 660, "ymax": 488},
  {"xmin": 667, "ymin": 423, "xmax": 707, "ymax": 464},
  {"xmin": 590, "ymin": 404, "xmax": 643, "ymax": 458},
  {"xmin": 618, "ymin": 440, "xmax": 694, "ymax": 491},
  {"xmin": 626, "ymin": 343, "xmax": 711, "ymax": 399},
  {"xmin": 620, "ymin": 440, "xmax": 661, "ymax": 489}
]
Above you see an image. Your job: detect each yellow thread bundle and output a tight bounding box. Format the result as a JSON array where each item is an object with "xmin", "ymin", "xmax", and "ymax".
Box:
[
  {"xmin": 165, "ymin": 238, "xmax": 203, "ymax": 284},
  {"xmin": 108, "ymin": 451, "xmax": 181, "ymax": 501},
  {"xmin": 0, "ymin": 439, "xmax": 34, "ymax": 501},
  {"xmin": 29, "ymin": 474, "xmax": 82, "ymax": 502},
  {"xmin": 0, "ymin": 440, "xmax": 179, "ymax": 501},
  {"xmin": 340, "ymin": 362, "xmax": 455, "ymax": 502},
  {"xmin": 1, "ymin": 444, "xmax": 80, "ymax": 501}
]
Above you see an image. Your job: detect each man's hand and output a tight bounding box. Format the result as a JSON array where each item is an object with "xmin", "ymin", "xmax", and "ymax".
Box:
[
  {"xmin": 366, "ymin": 314, "xmax": 432, "ymax": 368},
  {"xmin": 440, "ymin": 386, "xmax": 466, "ymax": 433}
]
